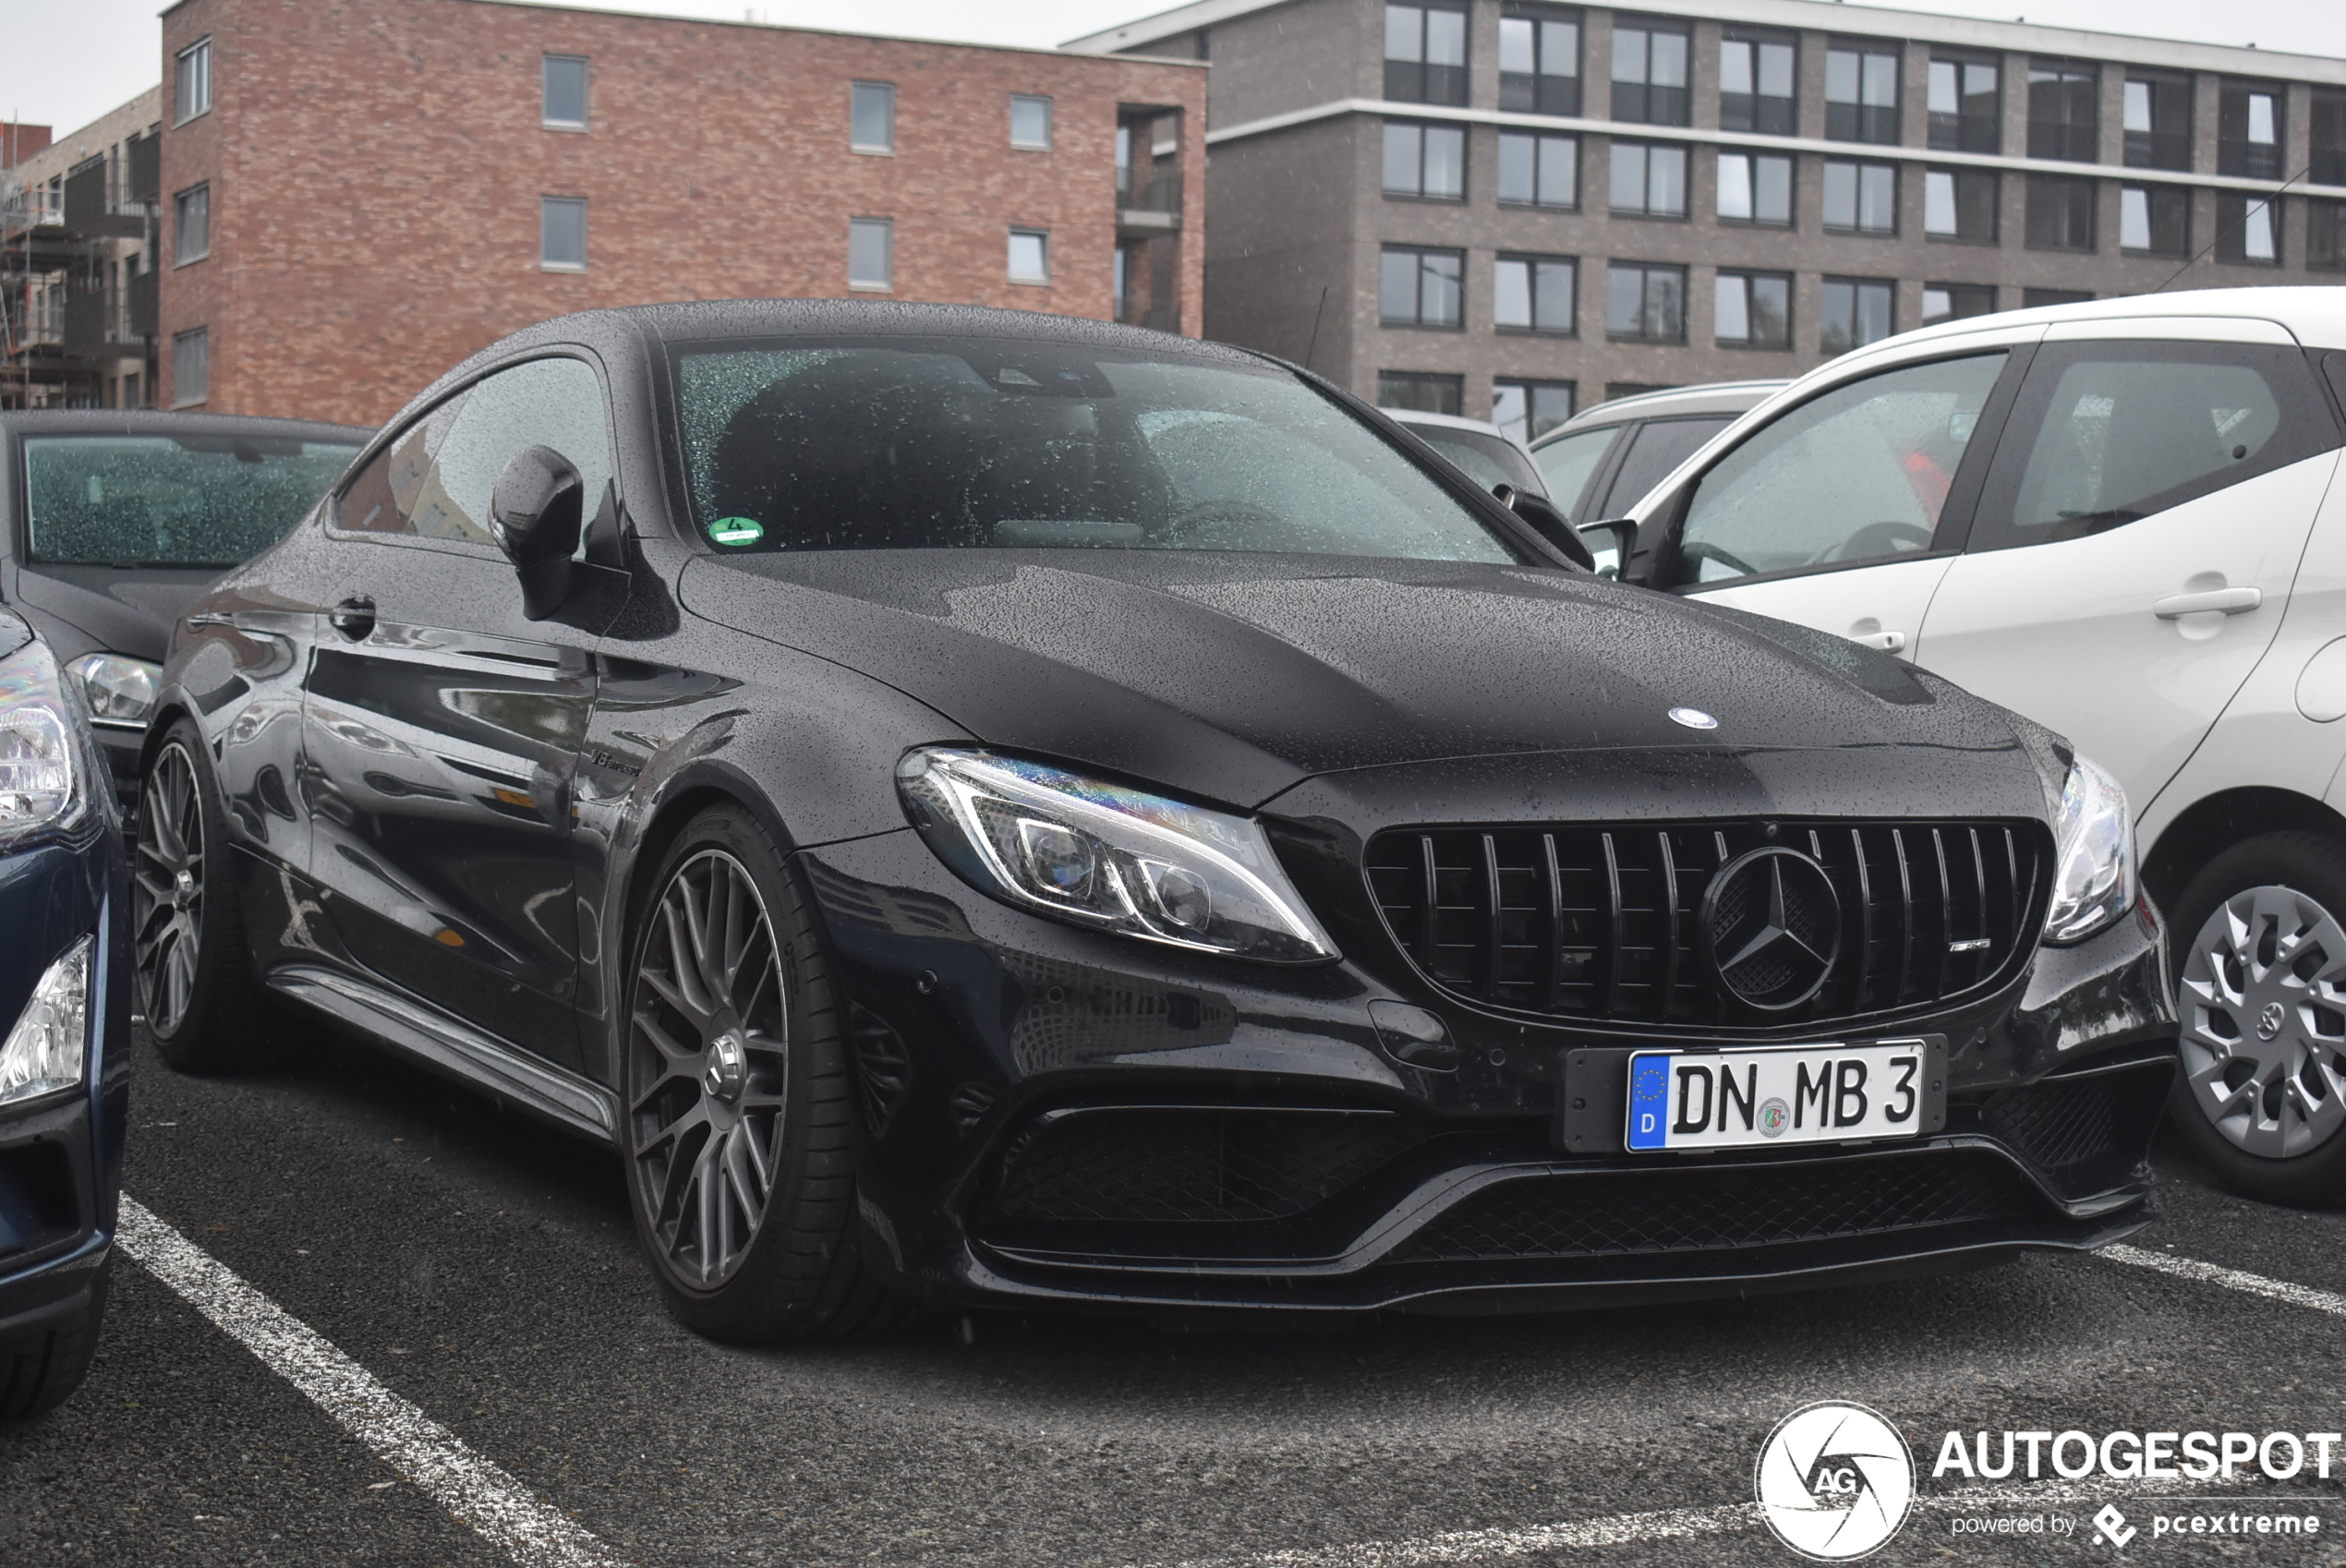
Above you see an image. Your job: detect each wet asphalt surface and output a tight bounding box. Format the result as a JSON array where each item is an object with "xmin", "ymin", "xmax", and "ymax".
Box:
[{"xmin": 7, "ymin": 1024, "xmax": 2346, "ymax": 1567}]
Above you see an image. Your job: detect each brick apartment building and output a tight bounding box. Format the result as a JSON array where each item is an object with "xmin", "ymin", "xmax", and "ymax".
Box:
[
  {"xmin": 1070, "ymin": 0, "xmax": 2346, "ymax": 442},
  {"xmin": 142, "ymin": 0, "xmax": 1203, "ymax": 424}
]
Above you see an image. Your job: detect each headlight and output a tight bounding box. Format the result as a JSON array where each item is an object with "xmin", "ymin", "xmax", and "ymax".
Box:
[
  {"xmin": 898, "ymin": 748, "xmax": 1338, "ymax": 963},
  {"xmin": 0, "ymin": 935, "xmax": 92, "ymax": 1106},
  {"xmin": 2042, "ymin": 754, "xmax": 2134, "ymax": 945},
  {"xmin": 67, "ymin": 652, "xmax": 161, "ymax": 728},
  {"xmin": 0, "ymin": 639, "xmax": 95, "ymax": 850}
]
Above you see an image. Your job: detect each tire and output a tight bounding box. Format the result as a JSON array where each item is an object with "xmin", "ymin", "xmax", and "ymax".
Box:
[
  {"xmin": 0, "ymin": 1262, "xmax": 109, "ymax": 1420},
  {"xmin": 620, "ymin": 803, "xmax": 920, "ymax": 1344},
  {"xmin": 2166, "ymin": 831, "xmax": 2346, "ymax": 1205},
  {"xmin": 132, "ymin": 718, "xmax": 286, "ymax": 1073}
]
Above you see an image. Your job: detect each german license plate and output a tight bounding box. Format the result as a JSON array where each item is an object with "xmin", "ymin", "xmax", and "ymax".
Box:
[{"xmin": 1625, "ymin": 1040, "xmax": 1942, "ymax": 1152}]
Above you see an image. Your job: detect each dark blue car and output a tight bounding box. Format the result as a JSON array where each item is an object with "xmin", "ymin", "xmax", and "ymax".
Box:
[{"xmin": 0, "ymin": 605, "xmax": 128, "ymax": 1418}]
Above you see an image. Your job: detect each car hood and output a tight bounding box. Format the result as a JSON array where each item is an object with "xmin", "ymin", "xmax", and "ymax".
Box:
[
  {"xmin": 8, "ymin": 563, "xmax": 224, "ymax": 662},
  {"xmin": 677, "ymin": 550, "xmax": 2052, "ymax": 811}
]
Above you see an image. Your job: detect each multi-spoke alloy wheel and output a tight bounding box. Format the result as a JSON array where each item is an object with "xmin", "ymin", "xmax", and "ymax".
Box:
[
  {"xmin": 133, "ymin": 740, "xmax": 206, "ymax": 1036},
  {"xmin": 2178, "ymin": 884, "xmax": 2346, "ymax": 1159},
  {"xmin": 628, "ymin": 847, "xmax": 791, "ymax": 1290}
]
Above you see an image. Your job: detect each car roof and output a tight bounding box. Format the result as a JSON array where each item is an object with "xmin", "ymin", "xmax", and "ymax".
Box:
[
  {"xmin": 0, "ymin": 409, "xmax": 373, "ymax": 441},
  {"xmin": 1865, "ymin": 283, "xmax": 2346, "ymax": 358},
  {"xmin": 1381, "ymin": 408, "xmax": 1514, "ymax": 438},
  {"xmin": 1532, "ymin": 380, "xmax": 1790, "ymax": 444}
]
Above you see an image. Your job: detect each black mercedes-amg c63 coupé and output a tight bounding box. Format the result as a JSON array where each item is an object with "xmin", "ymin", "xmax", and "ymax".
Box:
[{"xmin": 139, "ymin": 302, "xmax": 2175, "ymax": 1340}]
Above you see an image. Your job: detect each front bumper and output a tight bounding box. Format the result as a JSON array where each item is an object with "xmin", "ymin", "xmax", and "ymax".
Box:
[{"xmin": 799, "ymin": 828, "xmax": 2175, "ymax": 1317}]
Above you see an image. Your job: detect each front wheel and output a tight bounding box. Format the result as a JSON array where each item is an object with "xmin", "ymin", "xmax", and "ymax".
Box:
[
  {"xmin": 620, "ymin": 804, "xmax": 918, "ymax": 1343},
  {"xmin": 2166, "ymin": 832, "xmax": 2346, "ymax": 1205}
]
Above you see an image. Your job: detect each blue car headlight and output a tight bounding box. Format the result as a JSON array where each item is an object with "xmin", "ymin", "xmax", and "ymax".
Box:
[
  {"xmin": 0, "ymin": 935, "xmax": 92, "ymax": 1106},
  {"xmin": 898, "ymin": 748, "xmax": 1338, "ymax": 963},
  {"xmin": 0, "ymin": 638, "xmax": 97, "ymax": 851}
]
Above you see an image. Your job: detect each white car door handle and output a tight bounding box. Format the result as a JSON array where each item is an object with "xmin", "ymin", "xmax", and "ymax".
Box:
[
  {"xmin": 1849, "ymin": 630, "xmax": 1906, "ymax": 652},
  {"xmin": 2154, "ymin": 586, "xmax": 2262, "ymax": 618}
]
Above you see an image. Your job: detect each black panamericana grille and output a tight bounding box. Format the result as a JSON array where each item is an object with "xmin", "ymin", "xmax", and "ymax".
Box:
[
  {"xmin": 1364, "ymin": 821, "xmax": 2046, "ymax": 1028},
  {"xmin": 1398, "ymin": 1150, "xmax": 2039, "ymax": 1261}
]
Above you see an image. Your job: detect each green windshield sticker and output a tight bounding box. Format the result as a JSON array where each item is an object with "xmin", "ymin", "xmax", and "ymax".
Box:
[{"xmin": 707, "ymin": 516, "xmax": 765, "ymax": 548}]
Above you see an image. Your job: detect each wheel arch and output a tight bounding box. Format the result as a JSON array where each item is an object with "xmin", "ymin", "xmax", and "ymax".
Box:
[{"xmin": 2143, "ymin": 787, "xmax": 2346, "ymax": 912}]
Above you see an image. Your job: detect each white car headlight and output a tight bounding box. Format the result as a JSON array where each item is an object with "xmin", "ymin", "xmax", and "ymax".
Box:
[
  {"xmin": 898, "ymin": 748, "xmax": 1338, "ymax": 963},
  {"xmin": 0, "ymin": 639, "xmax": 95, "ymax": 850},
  {"xmin": 0, "ymin": 935, "xmax": 92, "ymax": 1106},
  {"xmin": 2042, "ymin": 754, "xmax": 2135, "ymax": 945},
  {"xmin": 67, "ymin": 652, "xmax": 161, "ymax": 729}
]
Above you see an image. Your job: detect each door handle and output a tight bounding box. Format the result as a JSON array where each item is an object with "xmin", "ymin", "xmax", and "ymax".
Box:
[
  {"xmin": 2155, "ymin": 586, "xmax": 2261, "ymax": 619},
  {"xmin": 1849, "ymin": 630, "xmax": 1906, "ymax": 653},
  {"xmin": 329, "ymin": 597, "xmax": 377, "ymax": 641}
]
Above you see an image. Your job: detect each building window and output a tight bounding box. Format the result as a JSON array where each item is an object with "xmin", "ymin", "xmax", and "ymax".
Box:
[
  {"xmin": 2315, "ymin": 90, "xmax": 2346, "ymax": 187},
  {"xmin": 1498, "ymin": 6, "xmax": 1580, "ymax": 116},
  {"xmin": 173, "ymin": 183, "xmax": 211, "ymax": 264},
  {"xmin": 1611, "ymin": 22, "xmax": 1690, "ymax": 127},
  {"xmin": 852, "ymin": 82, "xmax": 896, "ymax": 153},
  {"xmin": 2124, "ymin": 71, "xmax": 2192, "ymax": 171},
  {"xmin": 1716, "ymin": 151, "xmax": 1792, "ymax": 226},
  {"xmin": 2216, "ymin": 194, "xmax": 2279, "ymax": 265},
  {"xmin": 1825, "ymin": 42, "xmax": 1899, "ymax": 144},
  {"xmin": 1383, "ymin": 122, "xmax": 1465, "ymax": 200},
  {"xmin": 2219, "ymin": 80, "xmax": 2283, "ymax": 180},
  {"xmin": 1715, "ymin": 270, "xmax": 1791, "ymax": 349},
  {"xmin": 2027, "ymin": 58, "xmax": 2098, "ymax": 162},
  {"xmin": 2025, "ymin": 175, "xmax": 2096, "ymax": 251},
  {"xmin": 1928, "ymin": 55, "xmax": 1999, "ymax": 152},
  {"xmin": 2311, "ymin": 199, "xmax": 2346, "ymax": 271},
  {"xmin": 1719, "ymin": 32, "xmax": 1795, "ymax": 136},
  {"xmin": 172, "ymin": 326, "xmax": 208, "ymax": 406},
  {"xmin": 1493, "ymin": 254, "xmax": 1576, "ymax": 333},
  {"xmin": 1820, "ymin": 277, "xmax": 1893, "ymax": 355},
  {"xmin": 543, "ymin": 54, "xmax": 588, "ymax": 127},
  {"xmin": 1922, "ymin": 283, "xmax": 1998, "ymax": 323},
  {"xmin": 1380, "ymin": 246, "xmax": 1465, "ymax": 327},
  {"xmin": 1385, "ymin": 4, "xmax": 1468, "ymax": 107},
  {"xmin": 1379, "ymin": 371, "xmax": 1464, "ymax": 416},
  {"xmin": 1010, "ymin": 94, "xmax": 1052, "ymax": 150},
  {"xmin": 848, "ymin": 217, "xmax": 892, "ymax": 289},
  {"xmin": 1823, "ymin": 160, "xmax": 1896, "ymax": 235},
  {"xmin": 1924, "ymin": 168, "xmax": 1996, "ymax": 244},
  {"xmin": 540, "ymin": 196, "xmax": 586, "ymax": 269},
  {"xmin": 1610, "ymin": 140, "xmax": 1687, "ymax": 218},
  {"xmin": 2120, "ymin": 185, "xmax": 2189, "ymax": 256},
  {"xmin": 1009, "ymin": 228, "xmax": 1050, "ymax": 283},
  {"xmin": 2023, "ymin": 287, "xmax": 2093, "ymax": 308},
  {"xmin": 1606, "ymin": 260, "xmax": 1687, "ymax": 344},
  {"xmin": 1493, "ymin": 379, "xmax": 1575, "ymax": 442},
  {"xmin": 175, "ymin": 37, "xmax": 212, "ymax": 123},
  {"xmin": 1497, "ymin": 132, "xmax": 1577, "ymax": 208}
]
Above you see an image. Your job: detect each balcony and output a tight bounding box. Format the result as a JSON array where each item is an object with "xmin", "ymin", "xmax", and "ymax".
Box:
[
  {"xmin": 2124, "ymin": 129, "xmax": 2193, "ymax": 171},
  {"xmin": 2, "ymin": 182, "xmax": 65, "ymax": 238}
]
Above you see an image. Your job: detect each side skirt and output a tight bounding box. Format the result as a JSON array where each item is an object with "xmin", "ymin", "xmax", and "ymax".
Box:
[{"xmin": 266, "ymin": 964, "xmax": 620, "ymax": 1145}]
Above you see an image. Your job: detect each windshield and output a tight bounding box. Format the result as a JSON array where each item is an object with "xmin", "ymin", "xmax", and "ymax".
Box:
[
  {"xmin": 24, "ymin": 434, "xmax": 361, "ymax": 568},
  {"xmin": 670, "ymin": 338, "xmax": 1519, "ymax": 563},
  {"xmin": 1404, "ymin": 425, "xmax": 1546, "ymax": 498}
]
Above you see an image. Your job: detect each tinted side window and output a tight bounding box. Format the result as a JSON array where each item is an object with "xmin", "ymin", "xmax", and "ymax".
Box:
[
  {"xmin": 1968, "ymin": 342, "xmax": 2341, "ymax": 551},
  {"xmin": 335, "ymin": 357, "xmax": 613, "ymax": 548},
  {"xmin": 1596, "ymin": 415, "xmax": 1732, "ymax": 518},
  {"xmin": 1672, "ymin": 353, "xmax": 2005, "ymax": 586},
  {"xmin": 1534, "ymin": 425, "xmax": 1621, "ymax": 520}
]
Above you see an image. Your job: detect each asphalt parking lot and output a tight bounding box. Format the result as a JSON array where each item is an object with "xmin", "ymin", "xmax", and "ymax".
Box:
[{"xmin": 6, "ymin": 1023, "xmax": 2346, "ymax": 1568}]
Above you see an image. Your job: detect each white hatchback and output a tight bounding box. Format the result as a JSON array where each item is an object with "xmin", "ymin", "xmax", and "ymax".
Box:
[{"xmin": 1595, "ymin": 285, "xmax": 2346, "ymax": 1205}]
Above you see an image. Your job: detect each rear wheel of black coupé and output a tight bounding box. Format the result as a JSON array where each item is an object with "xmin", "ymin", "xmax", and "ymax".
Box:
[
  {"xmin": 132, "ymin": 719, "xmax": 283, "ymax": 1073},
  {"xmin": 622, "ymin": 804, "xmax": 919, "ymax": 1343}
]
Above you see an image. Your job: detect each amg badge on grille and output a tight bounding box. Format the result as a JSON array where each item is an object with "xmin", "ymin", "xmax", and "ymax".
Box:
[{"xmin": 1698, "ymin": 848, "xmax": 1843, "ymax": 1011}]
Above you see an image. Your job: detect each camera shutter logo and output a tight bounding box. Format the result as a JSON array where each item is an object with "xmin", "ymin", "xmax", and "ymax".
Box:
[{"xmin": 1754, "ymin": 1401, "xmax": 1914, "ymax": 1561}]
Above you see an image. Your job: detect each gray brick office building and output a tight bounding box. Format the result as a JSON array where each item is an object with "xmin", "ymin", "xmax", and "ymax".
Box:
[{"xmin": 1070, "ymin": 0, "xmax": 2346, "ymax": 442}]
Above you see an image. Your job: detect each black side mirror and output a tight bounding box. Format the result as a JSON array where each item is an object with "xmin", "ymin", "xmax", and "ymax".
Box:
[
  {"xmin": 1493, "ymin": 484, "xmax": 1594, "ymax": 570},
  {"xmin": 490, "ymin": 445, "xmax": 586, "ymax": 620},
  {"xmin": 1578, "ymin": 519, "xmax": 1638, "ymax": 581}
]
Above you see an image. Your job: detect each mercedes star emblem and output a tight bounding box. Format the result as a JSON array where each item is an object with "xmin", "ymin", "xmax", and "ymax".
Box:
[
  {"xmin": 1669, "ymin": 706, "xmax": 1719, "ymax": 730},
  {"xmin": 1699, "ymin": 847, "xmax": 1843, "ymax": 1011}
]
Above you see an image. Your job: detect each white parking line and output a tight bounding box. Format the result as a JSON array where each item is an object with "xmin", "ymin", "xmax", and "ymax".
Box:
[
  {"xmin": 2102, "ymin": 1241, "xmax": 2346, "ymax": 1317},
  {"xmin": 115, "ymin": 1197, "xmax": 626, "ymax": 1568}
]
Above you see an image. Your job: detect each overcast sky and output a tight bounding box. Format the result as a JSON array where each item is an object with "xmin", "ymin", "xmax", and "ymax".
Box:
[{"xmin": 2, "ymin": 0, "xmax": 2340, "ymax": 139}]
